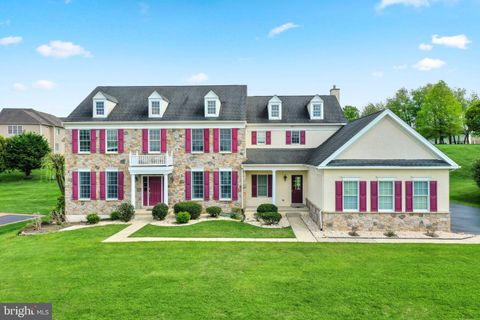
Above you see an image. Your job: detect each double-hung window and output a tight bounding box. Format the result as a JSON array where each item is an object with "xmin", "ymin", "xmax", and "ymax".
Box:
[
  {"xmin": 271, "ymin": 104, "xmax": 280, "ymax": 118},
  {"xmin": 378, "ymin": 180, "xmax": 394, "ymax": 211},
  {"xmin": 257, "ymin": 131, "xmax": 266, "ymax": 145},
  {"xmin": 291, "ymin": 131, "xmax": 300, "ymax": 145},
  {"xmin": 106, "ymin": 171, "xmax": 118, "ymax": 200},
  {"xmin": 191, "ymin": 129, "xmax": 204, "ymax": 153},
  {"xmin": 343, "ymin": 180, "xmax": 359, "ymax": 211},
  {"xmin": 220, "ymin": 170, "xmax": 232, "ymax": 200},
  {"xmin": 79, "ymin": 171, "xmax": 91, "ymax": 200},
  {"xmin": 149, "ymin": 129, "xmax": 161, "ymax": 153},
  {"xmin": 220, "ymin": 129, "xmax": 232, "ymax": 152},
  {"xmin": 191, "ymin": 170, "xmax": 204, "ymax": 200},
  {"xmin": 413, "ymin": 180, "xmax": 429, "ymax": 211},
  {"xmin": 79, "ymin": 130, "xmax": 90, "ymax": 153},
  {"xmin": 7, "ymin": 125, "xmax": 22, "ymax": 136},
  {"xmin": 95, "ymin": 101, "xmax": 105, "ymax": 116},
  {"xmin": 312, "ymin": 104, "xmax": 322, "ymax": 118},
  {"xmin": 106, "ymin": 129, "xmax": 118, "ymax": 153},
  {"xmin": 207, "ymin": 100, "xmax": 216, "ymax": 115},
  {"xmin": 151, "ymin": 100, "xmax": 160, "ymax": 115},
  {"xmin": 257, "ymin": 175, "xmax": 268, "ymax": 197}
]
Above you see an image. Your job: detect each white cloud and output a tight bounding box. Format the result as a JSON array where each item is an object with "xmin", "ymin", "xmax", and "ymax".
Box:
[
  {"xmin": 33, "ymin": 80, "xmax": 57, "ymax": 90},
  {"xmin": 413, "ymin": 58, "xmax": 446, "ymax": 71},
  {"xmin": 377, "ymin": 0, "xmax": 430, "ymax": 10},
  {"xmin": 188, "ymin": 73, "xmax": 208, "ymax": 83},
  {"xmin": 371, "ymin": 71, "xmax": 384, "ymax": 78},
  {"xmin": 432, "ymin": 34, "xmax": 471, "ymax": 49},
  {"xmin": 393, "ymin": 64, "xmax": 408, "ymax": 70},
  {"xmin": 13, "ymin": 83, "xmax": 26, "ymax": 91},
  {"xmin": 418, "ymin": 43, "xmax": 433, "ymax": 51},
  {"xmin": 268, "ymin": 22, "xmax": 299, "ymax": 38},
  {"xmin": 36, "ymin": 40, "xmax": 91, "ymax": 58},
  {"xmin": 0, "ymin": 36, "xmax": 23, "ymax": 46}
]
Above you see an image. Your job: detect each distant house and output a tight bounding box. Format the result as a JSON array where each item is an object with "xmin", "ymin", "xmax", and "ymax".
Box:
[{"xmin": 0, "ymin": 108, "xmax": 65, "ymax": 154}]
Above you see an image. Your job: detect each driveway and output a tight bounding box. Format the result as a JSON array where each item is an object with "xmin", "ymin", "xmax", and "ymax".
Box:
[
  {"xmin": 0, "ymin": 214, "xmax": 38, "ymax": 226},
  {"xmin": 451, "ymin": 204, "xmax": 480, "ymax": 235}
]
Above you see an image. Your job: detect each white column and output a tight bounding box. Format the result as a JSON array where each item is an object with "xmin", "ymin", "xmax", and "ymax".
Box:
[
  {"xmin": 130, "ymin": 174, "xmax": 136, "ymax": 208},
  {"xmin": 271, "ymin": 169, "xmax": 277, "ymax": 205},
  {"xmin": 163, "ymin": 174, "xmax": 169, "ymax": 205}
]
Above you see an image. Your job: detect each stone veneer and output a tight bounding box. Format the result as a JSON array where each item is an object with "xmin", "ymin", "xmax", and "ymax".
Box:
[{"xmin": 65, "ymin": 128, "xmax": 246, "ymax": 220}]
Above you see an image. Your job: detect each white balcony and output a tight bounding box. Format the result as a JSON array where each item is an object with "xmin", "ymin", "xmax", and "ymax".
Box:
[{"xmin": 128, "ymin": 152, "xmax": 174, "ymax": 175}]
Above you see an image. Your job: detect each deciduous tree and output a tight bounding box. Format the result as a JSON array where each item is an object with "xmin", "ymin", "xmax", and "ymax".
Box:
[
  {"xmin": 342, "ymin": 105, "xmax": 360, "ymax": 122},
  {"xmin": 5, "ymin": 132, "xmax": 50, "ymax": 177}
]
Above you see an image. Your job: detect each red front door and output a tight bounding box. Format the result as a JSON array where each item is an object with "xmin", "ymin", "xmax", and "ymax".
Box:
[
  {"xmin": 144, "ymin": 176, "xmax": 163, "ymax": 207},
  {"xmin": 291, "ymin": 175, "xmax": 303, "ymax": 204}
]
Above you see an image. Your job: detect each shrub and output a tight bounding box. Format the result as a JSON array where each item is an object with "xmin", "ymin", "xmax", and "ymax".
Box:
[
  {"xmin": 474, "ymin": 159, "xmax": 480, "ymax": 188},
  {"xmin": 86, "ymin": 213, "xmax": 100, "ymax": 224},
  {"xmin": 230, "ymin": 213, "xmax": 242, "ymax": 220},
  {"xmin": 255, "ymin": 211, "xmax": 282, "ymax": 225},
  {"xmin": 117, "ymin": 202, "xmax": 135, "ymax": 222},
  {"xmin": 176, "ymin": 211, "xmax": 191, "ymax": 224},
  {"xmin": 110, "ymin": 211, "xmax": 121, "ymax": 221},
  {"xmin": 174, "ymin": 201, "xmax": 202, "ymax": 219},
  {"xmin": 257, "ymin": 203, "xmax": 278, "ymax": 213},
  {"xmin": 206, "ymin": 206, "xmax": 222, "ymax": 217},
  {"xmin": 152, "ymin": 203, "xmax": 169, "ymax": 220}
]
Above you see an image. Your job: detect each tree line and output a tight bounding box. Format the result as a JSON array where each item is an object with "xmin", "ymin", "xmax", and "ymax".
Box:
[{"xmin": 343, "ymin": 80, "xmax": 480, "ymax": 144}]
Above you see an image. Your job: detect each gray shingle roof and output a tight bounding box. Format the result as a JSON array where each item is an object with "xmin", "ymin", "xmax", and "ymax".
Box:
[
  {"xmin": 244, "ymin": 148, "xmax": 315, "ymax": 165},
  {"xmin": 0, "ymin": 108, "xmax": 63, "ymax": 127},
  {"xmin": 246, "ymin": 95, "xmax": 346, "ymax": 123},
  {"xmin": 66, "ymin": 85, "xmax": 247, "ymax": 122},
  {"xmin": 327, "ymin": 159, "xmax": 450, "ymax": 167}
]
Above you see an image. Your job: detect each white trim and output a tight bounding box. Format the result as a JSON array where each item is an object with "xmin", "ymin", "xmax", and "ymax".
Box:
[
  {"xmin": 105, "ymin": 129, "xmax": 119, "ymax": 154},
  {"xmin": 412, "ymin": 179, "xmax": 430, "ymax": 213},
  {"xmin": 78, "ymin": 129, "xmax": 91, "ymax": 154},
  {"xmin": 323, "ymin": 166, "xmax": 454, "ymax": 170},
  {"xmin": 242, "ymin": 165, "xmax": 307, "ymax": 171},
  {"xmin": 78, "ymin": 169, "xmax": 91, "ymax": 201},
  {"xmin": 93, "ymin": 100, "xmax": 107, "ymax": 118},
  {"xmin": 342, "ymin": 178, "xmax": 359, "ymax": 213},
  {"xmin": 255, "ymin": 174, "xmax": 270, "ymax": 198},
  {"xmin": 308, "ymin": 95, "xmax": 324, "ymax": 120},
  {"xmin": 219, "ymin": 128, "xmax": 233, "ymax": 153},
  {"xmin": 256, "ymin": 130, "xmax": 267, "ymax": 145},
  {"xmin": 246, "ymin": 123, "xmax": 346, "ymax": 128},
  {"xmin": 290, "ymin": 130, "xmax": 301, "ymax": 145},
  {"xmin": 64, "ymin": 121, "xmax": 246, "ymax": 129},
  {"xmin": 148, "ymin": 129, "xmax": 161, "ymax": 154},
  {"xmin": 268, "ymin": 96, "xmax": 282, "ymax": 120},
  {"xmin": 219, "ymin": 168, "xmax": 232, "ymax": 201},
  {"xmin": 204, "ymin": 90, "xmax": 221, "ymax": 118},
  {"xmin": 191, "ymin": 128, "xmax": 205, "ymax": 154},
  {"xmin": 377, "ymin": 178, "xmax": 394, "ymax": 213},
  {"xmin": 105, "ymin": 168, "xmax": 119, "ymax": 201},
  {"xmin": 191, "ymin": 169, "xmax": 205, "ymax": 201}
]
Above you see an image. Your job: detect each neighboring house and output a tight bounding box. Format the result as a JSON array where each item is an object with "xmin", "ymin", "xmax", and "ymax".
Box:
[
  {"xmin": 0, "ymin": 108, "xmax": 65, "ymax": 153},
  {"xmin": 63, "ymin": 85, "xmax": 458, "ymax": 232}
]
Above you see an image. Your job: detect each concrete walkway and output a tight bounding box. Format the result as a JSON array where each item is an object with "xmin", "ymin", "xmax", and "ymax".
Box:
[{"xmin": 286, "ymin": 213, "xmax": 317, "ymax": 242}]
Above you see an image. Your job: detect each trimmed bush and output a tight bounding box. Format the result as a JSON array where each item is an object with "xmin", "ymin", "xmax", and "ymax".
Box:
[
  {"xmin": 257, "ymin": 203, "xmax": 278, "ymax": 213},
  {"xmin": 176, "ymin": 211, "xmax": 191, "ymax": 224},
  {"xmin": 110, "ymin": 211, "xmax": 120, "ymax": 221},
  {"xmin": 174, "ymin": 201, "xmax": 202, "ymax": 219},
  {"xmin": 206, "ymin": 206, "xmax": 222, "ymax": 218},
  {"xmin": 117, "ymin": 202, "xmax": 135, "ymax": 222},
  {"xmin": 255, "ymin": 211, "xmax": 282, "ymax": 225},
  {"xmin": 152, "ymin": 203, "xmax": 169, "ymax": 220},
  {"xmin": 86, "ymin": 213, "xmax": 100, "ymax": 224}
]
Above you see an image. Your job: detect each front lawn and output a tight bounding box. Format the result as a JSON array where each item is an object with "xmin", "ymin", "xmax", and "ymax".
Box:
[
  {"xmin": 131, "ymin": 220, "xmax": 296, "ymax": 238},
  {"xmin": 0, "ymin": 169, "xmax": 60, "ymax": 214},
  {"xmin": 0, "ymin": 223, "xmax": 479, "ymax": 319}
]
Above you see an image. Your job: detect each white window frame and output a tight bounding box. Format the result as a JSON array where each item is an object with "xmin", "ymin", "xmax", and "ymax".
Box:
[
  {"xmin": 95, "ymin": 101, "xmax": 105, "ymax": 116},
  {"xmin": 256, "ymin": 174, "xmax": 269, "ymax": 198},
  {"xmin": 413, "ymin": 178, "xmax": 430, "ymax": 212},
  {"xmin": 148, "ymin": 129, "xmax": 161, "ymax": 154},
  {"xmin": 268, "ymin": 96, "xmax": 282, "ymax": 120},
  {"xmin": 291, "ymin": 130, "xmax": 301, "ymax": 145},
  {"xmin": 78, "ymin": 169, "xmax": 91, "ymax": 201},
  {"xmin": 106, "ymin": 168, "xmax": 119, "ymax": 201},
  {"xmin": 342, "ymin": 178, "xmax": 359, "ymax": 212},
  {"xmin": 256, "ymin": 131, "xmax": 266, "ymax": 145},
  {"xmin": 312, "ymin": 104, "xmax": 323, "ymax": 118},
  {"xmin": 78, "ymin": 129, "xmax": 91, "ymax": 154},
  {"xmin": 191, "ymin": 169, "xmax": 204, "ymax": 201},
  {"xmin": 191, "ymin": 129, "xmax": 204, "ymax": 154},
  {"xmin": 151, "ymin": 100, "xmax": 161, "ymax": 116},
  {"xmin": 7, "ymin": 125, "xmax": 23, "ymax": 136},
  {"xmin": 219, "ymin": 168, "xmax": 232, "ymax": 201},
  {"xmin": 270, "ymin": 104, "xmax": 280, "ymax": 118},
  {"xmin": 93, "ymin": 99, "xmax": 107, "ymax": 118},
  {"xmin": 106, "ymin": 129, "xmax": 118, "ymax": 154},
  {"xmin": 378, "ymin": 178, "xmax": 395, "ymax": 213},
  {"xmin": 206, "ymin": 100, "xmax": 217, "ymax": 116},
  {"xmin": 219, "ymin": 128, "xmax": 232, "ymax": 153}
]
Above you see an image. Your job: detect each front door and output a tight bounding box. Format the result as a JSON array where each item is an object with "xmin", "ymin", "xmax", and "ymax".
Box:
[
  {"xmin": 144, "ymin": 176, "xmax": 163, "ymax": 207},
  {"xmin": 291, "ymin": 175, "xmax": 303, "ymax": 204}
]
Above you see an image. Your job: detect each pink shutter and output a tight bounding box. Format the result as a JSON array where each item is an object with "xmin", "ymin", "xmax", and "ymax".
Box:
[
  {"xmin": 213, "ymin": 171, "xmax": 219, "ymax": 200},
  {"xmin": 268, "ymin": 174, "xmax": 273, "ymax": 197},
  {"xmin": 232, "ymin": 171, "xmax": 238, "ymax": 201},
  {"xmin": 232, "ymin": 128, "xmax": 238, "ymax": 153},
  {"xmin": 161, "ymin": 129, "xmax": 167, "ymax": 153},
  {"xmin": 203, "ymin": 171, "xmax": 210, "ymax": 200},
  {"xmin": 395, "ymin": 181, "xmax": 402, "ymax": 212},
  {"xmin": 204, "ymin": 129, "xmax": 210, "ymax": 153},
  {"xmin": 300, "ymin": 130, "xmax": 306, "ymax": 145},
  {"xmin": 142, "ymin": 129, "xmax": 148, "ymax": 153},
  {"xmin": 118, "ymin": 129, "xmax": 124, "ymax": 153},
  {"xmin": 90, "ymin": 171, "xmax": 96, "ymax": 200},
  {"xmin": 185, "ymin": 129, "xmax": 191, "ymax": 153},
  {"xmin": 252, "ymin": 175, "xmax": 257, "ymax": 197},
  {"xmin": 335, "ymin": 181, "xmax": 343, "ymax": 212},
  {"xmin": 370, "ymin": 181, "xmax": 378, "ymax": 212},
  {"xmin": 90, "ymin": 129, "xmax": 96, "ymax": 153},
  {"xmin": 251, "ymin": 131, "xmax": 257, "ymax": 145},
  {"xmin": 185, "ymin": 171, "xmax": 191, "ymax": 200},
  {"xmin": 286, "ymin": 131, "xmax": 291, "ymax": 145},
  {"xmin": 266, "ymin": 131, "xmax": 271, "ymax": 145},
  {"xmin": 359, "ymin": 181, "xmax": 367, "ymax": 212},
  {"xmin": 72, "ymin": 129, "xmax": 78, "ymax": 154},
  {"xmin": 213, "ymin": 129, "xmax": 219, "ymax": 152},
  {"xmin": 99, "ymin": 129, "xmax": 106, "ymax": 154},
  {"xmin": 100, "ymin": 172, "xmax": 106, "ymax": 200},
  {"xmin": 72, "ymin": 171, "xmax": 78, "ymax": 200},
  {"xmin": 406, "ymin": 181, "xmax": 413, "ymax": 212},
  {"xmin": 430, "ymin": 181, "xmax": 437, "ymax": 212},
  {"xmin": 118, "ymin": 171, "xmax": 124, "ymax": 200}
]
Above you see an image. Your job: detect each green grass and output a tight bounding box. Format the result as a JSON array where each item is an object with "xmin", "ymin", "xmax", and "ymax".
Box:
[
  {"xmin": 131, "ymin": 220, "xmax": 296, "ymax": 238},
  {"xmin": 0, "ymin": 224, "xmax": 479, "ymax": 319},
  {"xmin": 437, "ymin": 144, "xmax": 480, "ymax": 208},
  {"xmin": 0, "ymin": 169, "xmax": 60, "ymax": 214}
]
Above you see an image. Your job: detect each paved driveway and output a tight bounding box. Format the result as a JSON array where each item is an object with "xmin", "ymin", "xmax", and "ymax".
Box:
[
  {"xmin": 451, "ymin": 204, "xmax": 480, "ymax": 235},
  {"xmin": 0, "ymin": 214, "xmax": 38, "ymax": 226}
]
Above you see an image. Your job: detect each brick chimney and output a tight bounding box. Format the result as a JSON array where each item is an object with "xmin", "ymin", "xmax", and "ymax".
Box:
[{"xmin": 330, "ymin": 85, "xmax": 340, "ymax": 103}]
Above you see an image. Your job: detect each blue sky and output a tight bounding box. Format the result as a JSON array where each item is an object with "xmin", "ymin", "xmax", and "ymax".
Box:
[{"xmin": 0, "ymin": 0, "xmax": 479, "ymax": 116}]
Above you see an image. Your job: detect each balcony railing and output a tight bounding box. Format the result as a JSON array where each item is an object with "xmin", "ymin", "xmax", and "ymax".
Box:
[{"xmin": 129, "ymin": 152, "xmax": 174, "ymax": 166}]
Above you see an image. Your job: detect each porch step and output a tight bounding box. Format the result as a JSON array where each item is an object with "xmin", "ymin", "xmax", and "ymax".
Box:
[{"xmin": 245, "ymin": 206, "xmax": 309, "ymax": 215}]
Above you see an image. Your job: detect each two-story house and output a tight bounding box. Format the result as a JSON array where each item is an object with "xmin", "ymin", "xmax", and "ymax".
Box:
[{"xmin": 63, "ymin": 85, "xmax": 458, "ymax": 232}]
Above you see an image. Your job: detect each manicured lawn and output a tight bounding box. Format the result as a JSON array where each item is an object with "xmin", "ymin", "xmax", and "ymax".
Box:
[
  {"xmin": 437, "ymin": 144, "xmax": 480, "ymax": 208},
  {"xmin": 0, "ymin": 169, "xmax": 60, "ymax": 214},
  {"xmin": 1, "ymin": 223, "xmax": 480, "ymax": 319},
  {"xmin": 131, "ymin": 220, "xmax": 296, "ymax": 238}
]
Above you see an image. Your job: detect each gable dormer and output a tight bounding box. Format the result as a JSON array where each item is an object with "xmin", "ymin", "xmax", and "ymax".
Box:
[
  {"xmin": 308, "ymin": 95, "xmax": 324, "ymax": 120},
  {"xmin": 148, "ymin": 91, "xmax": 169, "ymax": 118},
  {"xmin": 93, "ymin": 91, "xmax": 117, "ymax": 118},
  {"xmin": 204, "ymin": 90, "xmax": 221, "ymax": 118},
  {"xmin": 268, "ymin": 95, "xmax": 282, "ymax": 120}
]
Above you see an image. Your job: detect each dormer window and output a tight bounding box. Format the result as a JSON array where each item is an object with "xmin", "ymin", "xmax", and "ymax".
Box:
[
  {"xmin": 308, "ymin": 95, "xmax": 324, "ymax": 120},
  {"xmin": 151, "ymin": 100, "xmax": 161, "ymax": 115},
  {"xmin": 268, "ymin": 96, "xmax": 282, "ymax": 120},
  {"xmin": 92, "ymin": 91, "xmax": 117, "ymax": 118},
  {"xmin": 95, "ymin": 101, "xmax": 105, "ymax": 116},
  {"xmin": 204, "ymin": 90, "xmax": 221, "ymax": 117},
  {"xmin": 207, "ymin": 100, "xmax": 217, "ymax": 115},
  {"xmin": 312, "ymin": 104, "xmax": 322, "ymax": 118},
  {"xmin": 271, "ymin": 104, "xmax": 280, "ymax": 118},
  {"xmin": 148, "ymin": 91, "xmax": 169, "ymax": 118}
]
